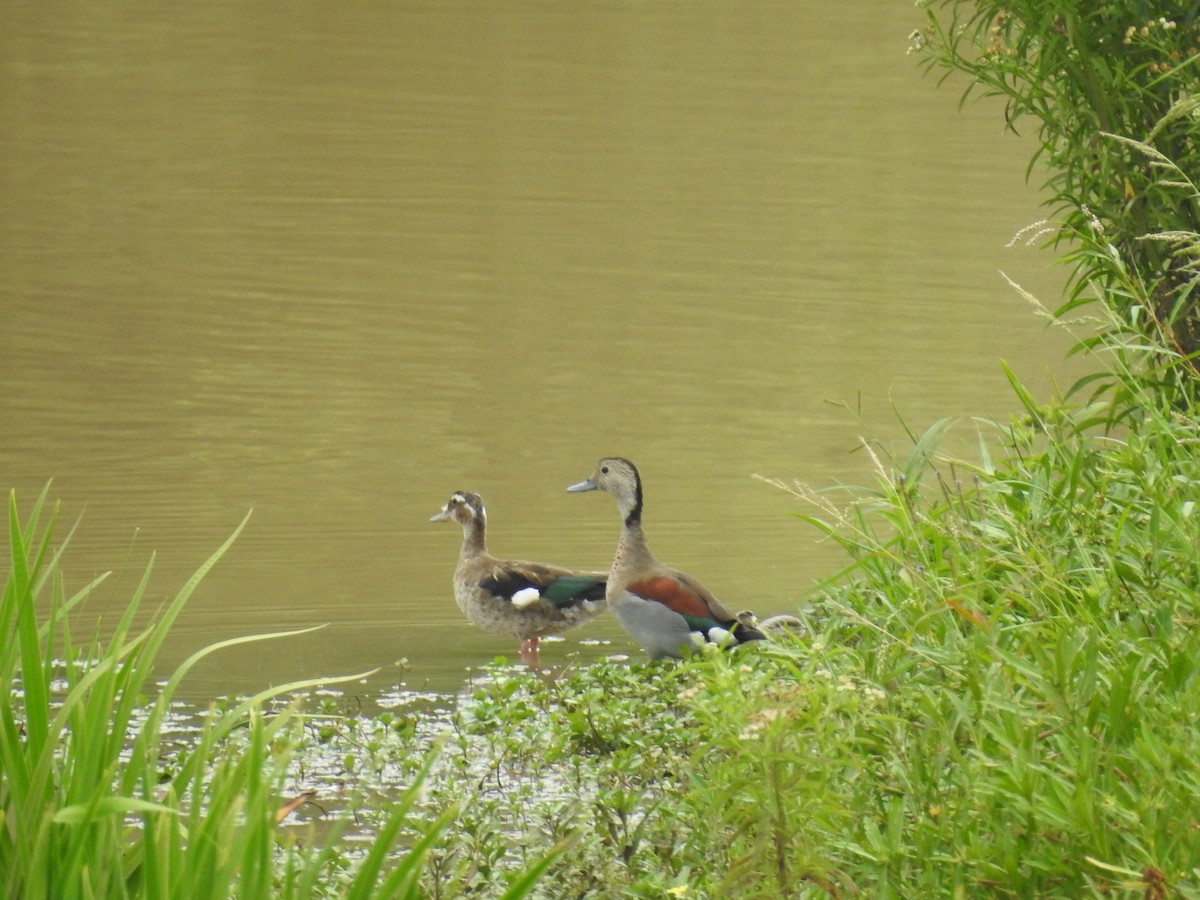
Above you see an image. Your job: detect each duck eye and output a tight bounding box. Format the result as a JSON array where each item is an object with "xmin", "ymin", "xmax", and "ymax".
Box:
[{"xmin": 601, "ymin": 466, "xmax": 609, "ymax": 474}]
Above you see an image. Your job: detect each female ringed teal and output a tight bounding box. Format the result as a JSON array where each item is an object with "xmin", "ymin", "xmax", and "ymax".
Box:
[{"xmin": 431, "ymin": 490, "xmax": 607, "ymax": 665}]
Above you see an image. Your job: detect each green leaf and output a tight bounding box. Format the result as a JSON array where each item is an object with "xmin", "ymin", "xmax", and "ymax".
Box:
[{"xmin": 54, "ymin": 797, "xmax": 178, "ymax": 825}]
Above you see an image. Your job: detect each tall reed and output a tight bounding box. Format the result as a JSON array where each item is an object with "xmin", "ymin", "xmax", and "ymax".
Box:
[{"xmin": 0, "ymin": 487, "xmax": 456, "ymax": 899}]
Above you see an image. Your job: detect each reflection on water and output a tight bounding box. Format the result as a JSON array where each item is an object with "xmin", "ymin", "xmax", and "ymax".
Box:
[{"xmin": 1, "ymin": 3, "xmax": 1074, "ymax": 696}]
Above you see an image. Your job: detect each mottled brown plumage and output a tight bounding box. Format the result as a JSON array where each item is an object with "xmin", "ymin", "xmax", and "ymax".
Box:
[{"xmin": 431, "ymin": 490, "xmax": 607, "ymax": 664}]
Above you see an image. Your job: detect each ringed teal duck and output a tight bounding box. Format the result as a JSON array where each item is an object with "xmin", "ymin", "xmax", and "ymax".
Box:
[
  {"xmin": 431, "ymin": 490, "xmax": 607, "ymax": 665},
  {"xmin": 567, "ymin": 458, "xmax": 765, "ymax": 659}
]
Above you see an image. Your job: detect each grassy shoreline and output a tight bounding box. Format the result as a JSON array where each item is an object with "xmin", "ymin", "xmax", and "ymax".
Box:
[{"xmin": 7, "ymin": 340, "xmax": 1200, "ymax": 897}]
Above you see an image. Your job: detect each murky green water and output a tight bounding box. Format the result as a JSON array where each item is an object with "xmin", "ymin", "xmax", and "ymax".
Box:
[{"xmin": 1, "ymin": 4, "xmax": 1074, "ymax": 696}]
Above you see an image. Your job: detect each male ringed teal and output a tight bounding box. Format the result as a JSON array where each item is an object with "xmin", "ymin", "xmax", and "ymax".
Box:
[{"xmin": 567, "ymin": 458, "xmax": 765, "ymax": 659}]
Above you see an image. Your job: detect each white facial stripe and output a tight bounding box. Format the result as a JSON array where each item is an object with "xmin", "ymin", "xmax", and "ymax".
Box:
[{"xmin": 448, "ymin": 492, "xmax": 481, "ymax": 519}]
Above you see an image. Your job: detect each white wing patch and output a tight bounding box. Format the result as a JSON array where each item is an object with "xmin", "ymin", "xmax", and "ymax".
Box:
[
  {"xmin": 706, "ymin": 626, "xmax": 734, "ymax": 646},
  {"xmin": 511, "ymin": 587, "xmax": 542, "ymax": 609},
  {"xmin": 689, "ymin": 626, "xmax": 735, "ymax": 648}
]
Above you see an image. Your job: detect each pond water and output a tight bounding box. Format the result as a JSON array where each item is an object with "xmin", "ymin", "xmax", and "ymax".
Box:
[{"xmin": 1, "ymin": 4, "xmax": 1076, "ymax": 698}]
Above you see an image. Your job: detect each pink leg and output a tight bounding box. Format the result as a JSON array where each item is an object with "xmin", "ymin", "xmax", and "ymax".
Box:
[{"xmin": 520, "ymin": 636, "xmax": 540, "ymax": 667}]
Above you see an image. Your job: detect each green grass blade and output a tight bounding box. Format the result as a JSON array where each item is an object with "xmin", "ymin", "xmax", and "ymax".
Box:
[
  {"xmin": 136, "ymin": 511, "xmax": 252, "ymax": 680},
  {"xmin": 8, "ymin": 492, "xmax": 50, "ymax": 764},
  {"xmin": 54, "ymin": 796, "xmax": 179, "ymax": 825},
  {"xmin": 496, "ymin": 836, "xmax": 576, "ymax": 900},
  {"xmin": 347, "ymin": 747, "xmax": 445, "ymax": 900}
]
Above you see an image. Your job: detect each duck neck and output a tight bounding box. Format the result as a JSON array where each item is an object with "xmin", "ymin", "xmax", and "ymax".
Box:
[
  {"xmin": 459, "ymin": 515, "xmax": 487, "ymax": 558},
  {"xmin": 615, "ymin": 514, "xmax": 655, "ymax": 570},
  {"xmin": 615, "ymin": 474, "xmax": 644, "ymax": 531},
  {"xmin": 612, "ymin": 474, "xmax": 650, "ymax": 567}
]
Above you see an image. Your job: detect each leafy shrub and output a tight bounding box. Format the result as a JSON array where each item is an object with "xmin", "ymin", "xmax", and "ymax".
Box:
[{"xmin": 914, "ymin": 0, "xmax": 1200, "ymax": 378}]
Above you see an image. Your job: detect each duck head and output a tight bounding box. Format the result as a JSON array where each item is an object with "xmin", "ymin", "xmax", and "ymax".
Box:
[
  {"xmin": 568, "ymin": 457, "xmax": 643, "ymax": 527},
  {"xmin": 430, "ymin": 490, "xmax": 487, "ymax": 527}
]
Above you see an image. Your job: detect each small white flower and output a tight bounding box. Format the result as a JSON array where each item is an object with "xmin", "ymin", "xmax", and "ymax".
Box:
[{"xmin": 677, "ymin": 684, "xmax": 704, "ymax": 702}]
